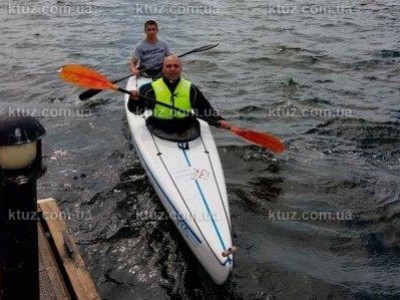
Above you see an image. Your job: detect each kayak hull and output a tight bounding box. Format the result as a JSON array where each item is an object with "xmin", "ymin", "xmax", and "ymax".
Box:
[{"xmin": 124, "ymin": 76, "xmax": 233, "ymax": 284}]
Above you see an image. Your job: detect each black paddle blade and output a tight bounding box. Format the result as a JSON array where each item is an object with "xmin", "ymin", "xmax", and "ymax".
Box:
[
  {"xmin": 79, "ymin": 88, "xmax": 102, "ymax": 100},
  {"xmin": 179, "ymin": 43, "xmax": 219, "ymax": 58},
  {"xmin": 193, "ymin": 43, "xmax": 219, "ymax": 52}
]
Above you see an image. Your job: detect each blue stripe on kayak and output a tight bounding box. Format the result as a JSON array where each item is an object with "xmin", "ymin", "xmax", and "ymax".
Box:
[
  {"xmin": 180, "ymin": 148, "xmax": 227, "ymax": 253},
  {"xmin": 193, "ymin": 180, "xmax": 226, "ymax": 250},
  {"xmin": 182, "ymin": 148, "xmax": 192, "ymax": 167},
  {"xmin": 132, "ymin": 139, "xmax": 202, "ymax": 245},
  {"xmin": 223, "ymin": 257, "xmax": 233, "ymax": 265}
]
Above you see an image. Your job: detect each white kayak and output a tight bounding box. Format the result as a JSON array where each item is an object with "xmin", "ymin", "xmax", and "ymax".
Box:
[{"xmin": 124, "ymin": 76, "xmax": 234, "ymax": 284}]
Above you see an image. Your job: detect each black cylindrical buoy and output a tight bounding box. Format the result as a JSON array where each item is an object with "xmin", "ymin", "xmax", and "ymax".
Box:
[{"xmin": 0, "ymin": 117, "xmax": 46, "ymax": 300}]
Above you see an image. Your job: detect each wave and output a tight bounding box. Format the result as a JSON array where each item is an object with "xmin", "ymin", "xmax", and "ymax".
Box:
[
  {"xmin": 379, "ymin": 50, "xmax": 400, "ymax": 58},
  {"xmin": 306, "ymin": 118, "xmax": 400, "ymax": 144},
  {"xmin": 238, "ymin": 105, "xmax": 264, "ymax": 113}
]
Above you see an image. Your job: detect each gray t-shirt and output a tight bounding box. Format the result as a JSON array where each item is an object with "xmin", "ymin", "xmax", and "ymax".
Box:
[{"xmin": 132, "ymin": 39, "xmax": 171, "ymax": 71}]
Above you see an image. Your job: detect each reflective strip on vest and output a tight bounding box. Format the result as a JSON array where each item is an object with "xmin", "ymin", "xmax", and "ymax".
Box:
[{"xmin": 152, "ymin": 78, "xmax": 192, "ymax": 119}]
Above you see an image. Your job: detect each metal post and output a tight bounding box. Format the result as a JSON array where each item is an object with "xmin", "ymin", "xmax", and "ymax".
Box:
[{"xmin": 0, "ymin": 117, "xmax": 46, "ymax": 300}]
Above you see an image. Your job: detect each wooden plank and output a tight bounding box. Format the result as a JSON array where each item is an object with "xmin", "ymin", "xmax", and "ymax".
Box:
[
  {"xmin": 38, "ymin": 221, "xmax": 70, "ymax": 299},
  {"xmin": 38, "ymin": 198, "xmax": 100, "ymax": 300}
]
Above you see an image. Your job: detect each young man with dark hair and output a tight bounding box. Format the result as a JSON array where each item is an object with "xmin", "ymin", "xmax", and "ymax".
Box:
[{"xmin": 129, "ymin": 20, "xmax": 171, "ymax": 78}]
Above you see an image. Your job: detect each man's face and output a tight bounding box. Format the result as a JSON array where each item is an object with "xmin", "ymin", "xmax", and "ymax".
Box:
[
  {"xmin": 144, "ymin": 25, "xmax": 158, "ymax": 39},
  {"xmin": 163, "ymin": 58, "xmax": 182, "ymax": 82}
]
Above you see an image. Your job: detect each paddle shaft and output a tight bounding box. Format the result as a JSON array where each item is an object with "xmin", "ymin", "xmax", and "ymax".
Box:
[
  {"xmin": 60, "ymin": 63, "xmax": 284, "ymax": 153},
  {"xmin": 79, "ymin": 43, "xmax": 219, "ymax": 100}
]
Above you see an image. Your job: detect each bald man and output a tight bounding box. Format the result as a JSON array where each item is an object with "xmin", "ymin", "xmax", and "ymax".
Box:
[{"xmin": 129, "ymin": 56, "xmax": 230, "ymax": 141}]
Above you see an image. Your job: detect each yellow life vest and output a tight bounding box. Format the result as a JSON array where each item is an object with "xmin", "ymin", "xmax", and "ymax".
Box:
[{"xmin": 152, "ymin": 78, "xmax": 192, "ymax": 119}]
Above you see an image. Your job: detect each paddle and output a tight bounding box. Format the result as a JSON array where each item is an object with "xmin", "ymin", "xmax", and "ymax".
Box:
[
  {"xmin": 78, "ymin": 43, "xmax": 219, "ymax": 101},
  {"xmin": 60, "ymin": 64, "xmax": 285, "ymax": 153}
]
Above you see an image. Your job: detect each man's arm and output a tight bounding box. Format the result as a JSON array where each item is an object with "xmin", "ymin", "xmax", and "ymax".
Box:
[
  {"xmin": 128, "ymin": 83, "xmax": 156, "ymax": 114},
  {"xmin": 190, "ymin": 85, "xmax": 233, "ymax": 128},
  {"xmin": 129, "ymin": 57, "xmax": 140, "ymax": 76},
  {"xmin": 190, "ymin": 85, "xmax": 224, "ymax": 121},
  {"xmin": 165, "ymin": 42, "xmax": 172, "ymax": 56},
  {"xmin": 129, "ymin": 42, "xmax": 141, "ymax": 77}
]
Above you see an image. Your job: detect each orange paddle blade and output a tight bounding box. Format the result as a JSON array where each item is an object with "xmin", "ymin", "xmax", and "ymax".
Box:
[
  {"xmin": 230, "ymin": 127, "xmax": 285, "ymax": 154},
  {"xmin": 59, "ymin": 64, "xmax": 114, "ymax": 90}
]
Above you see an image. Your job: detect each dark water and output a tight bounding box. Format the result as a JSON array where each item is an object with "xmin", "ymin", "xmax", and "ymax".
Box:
[{"xmin": 1, "ymin": 0, "xmax": 400, "ymax": 298}]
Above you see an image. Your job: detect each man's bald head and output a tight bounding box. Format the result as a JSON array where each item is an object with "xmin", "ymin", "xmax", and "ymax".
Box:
[
  {"xmin": 162, "ymin": 55, "xmax": 182, "ymax": 82},
  {"xmin": 163, "ymin": 55, "xmax": 181, "ymax": 66}
]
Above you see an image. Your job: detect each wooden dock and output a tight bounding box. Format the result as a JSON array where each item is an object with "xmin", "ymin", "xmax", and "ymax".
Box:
[{"xmin": 37, "ymin": 198, "xmax": 100, "ymax": 299}]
